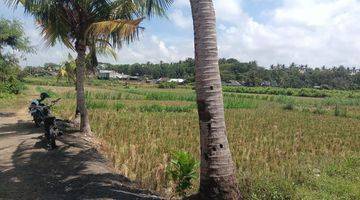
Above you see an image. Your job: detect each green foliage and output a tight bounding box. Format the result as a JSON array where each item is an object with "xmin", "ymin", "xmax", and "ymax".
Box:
[
  {"xmin": 334, "ymin": 105, "xmax": 347, "ymax": 117},
  {"xmin": 1, "ymin": 76, "xmax": 25, "ymax": 94},
  {"xmin": 114, "ymin": 101, "xmax": 125, "ymax": 111},
  {"xmin": 313, "ymin": 104, "xmax": 325, "ymax": 115},
  {"xmin": 102, "ymin": 58, "xmax": 360, "ymax": 90},
  {"xmin": 0, "ymin": 18, "xmax": 32, "ymax": 95},
  {"xmin": 158, "ymin": 82, "xmax": 177, "ymax": 89},
  {"xmin": 223, "ymin": 86, "xmax": 328, "ymax": 98},
  {"xmin": 166, "ymin": 151, "xmax": 199, "ymax": 197},
  {"xmin": 0, "ymin": 18, "xmax": 32, "ymax": 52}
]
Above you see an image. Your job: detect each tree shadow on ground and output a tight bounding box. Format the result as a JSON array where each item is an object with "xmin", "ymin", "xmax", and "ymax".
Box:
[
  {"xmin": 0, "ymin": 121, "xmax": 41, "ymax": 139},
  {"xmin": 0, "ymin": 128, "xmax": 162, "ymax": 199},
  {"xmin": 0, "ymin": 112, "xmax": 16, "ymax": 118}
]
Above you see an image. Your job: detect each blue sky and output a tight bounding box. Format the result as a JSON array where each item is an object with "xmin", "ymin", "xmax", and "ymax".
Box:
[{"xmin": 1, "ymin": 0, "xmax": 360, "ymax": 68}]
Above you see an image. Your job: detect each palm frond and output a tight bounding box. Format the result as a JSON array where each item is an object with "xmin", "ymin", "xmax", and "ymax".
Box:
[
  {"xmin": 111, "ymin": 0, "xmax": 173, "ymax": 18},
  {"xmin": 87, "ymin": 18, "xmax": 144, "ymax": 48}
]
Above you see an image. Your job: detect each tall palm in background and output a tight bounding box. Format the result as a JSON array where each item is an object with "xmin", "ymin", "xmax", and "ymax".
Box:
[
  {"xmin": 190, "ymin": 0, "xmax": 241, "ymax": 199},
  {"xmin": 8, "ymin": 0, "xmax": 172, "ymax": 133}
]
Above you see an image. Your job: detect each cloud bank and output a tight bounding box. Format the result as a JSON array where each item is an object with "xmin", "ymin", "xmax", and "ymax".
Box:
[{"xmin": 4, "ymin": 0, "xmax": 359, "ymax": 67}]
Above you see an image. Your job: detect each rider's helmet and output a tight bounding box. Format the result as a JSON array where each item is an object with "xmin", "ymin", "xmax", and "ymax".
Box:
[{"xmin": 40, "ymin": 92, "xmax": 50, "ymax": 100}]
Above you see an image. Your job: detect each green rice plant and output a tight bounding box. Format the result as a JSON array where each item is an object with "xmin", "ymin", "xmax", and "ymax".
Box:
[
  {"xmin": 334, "ymin": 105, "xmax": 347, "ymax": 117},
  {"xmin": 86, "ymin": 100, "xmax": 108, "ymax": 109},
  {"xmin": 139, "ymin": 104, "xmax": 194, "ymax": 113},
  {"xmin": 224, "ymin": 99, "xmax": 258, "ymax": 109},
  {"xmin": 166, "ymin": 151, "xmax": 199, "ymax": 197},
  {"xmin": 283, "ymin": 102, "xmax": 295, "ymax": 110},
  {"xmin": 313, "ymin": 104, "xmax": 325, "ymax": 115},
  {"xmin": 114, "ymin": 101, "xmax": 125, "ymax": 111},
  {"xmin": 276, "ymin": 96, "xmax": 296, "ymax": 110}
]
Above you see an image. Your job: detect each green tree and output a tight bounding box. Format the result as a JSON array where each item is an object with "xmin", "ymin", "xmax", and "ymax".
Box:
[
  {"xmin": 0, "ymin": 18, "xmax": 32, "ymax": 94},
  {"xmin": 8, "ymin": 0, "xmax": 172, "ymax": 133},
  {"xmin": 0, "ymin": 18, "xmax": 32, "ymax": 57}
]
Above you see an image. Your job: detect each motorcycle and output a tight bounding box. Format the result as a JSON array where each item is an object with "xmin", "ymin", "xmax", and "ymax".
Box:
[{"xmin": 29, "ymin": 98, "xmax": 62, "ymax": 149}]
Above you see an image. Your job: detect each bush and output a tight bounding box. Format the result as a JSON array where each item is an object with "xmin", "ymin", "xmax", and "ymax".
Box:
[
  {"xmin": 166, "ymin": 151, "xmax": 199, "ymax": 197},
  {"xmin": 1, "ymin": 76, "xmax": 26, "ymax": 94},
  {"xmin": 158, "ymin": 82, "xmax": 177, "ymax": 89}
]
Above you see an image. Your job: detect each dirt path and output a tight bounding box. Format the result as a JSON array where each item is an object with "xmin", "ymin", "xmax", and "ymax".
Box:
[{"xmin": 0, "ymin": 108, "xmax": 161, "ymax": 200}]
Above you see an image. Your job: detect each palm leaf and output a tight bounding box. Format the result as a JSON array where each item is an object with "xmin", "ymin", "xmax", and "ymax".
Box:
[{"xmin": 87, "ymin": 18, "xmax": 144, "ymax": 48}]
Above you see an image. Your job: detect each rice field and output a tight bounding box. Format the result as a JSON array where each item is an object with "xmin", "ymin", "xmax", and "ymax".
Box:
[{"xmin": 23, "ymin": 81, "xmax": 360, "ymax": 199}]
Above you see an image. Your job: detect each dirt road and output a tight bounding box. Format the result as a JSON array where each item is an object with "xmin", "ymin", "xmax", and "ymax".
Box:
[{"xmin": 0, "ymin": 108, "xmax": 161, "ymax": 200}]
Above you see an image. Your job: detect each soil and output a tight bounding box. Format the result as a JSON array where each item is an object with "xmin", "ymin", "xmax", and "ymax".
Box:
[{"xmin": 0, "ymin": 107, "xmax": 162, "ymax": 200}]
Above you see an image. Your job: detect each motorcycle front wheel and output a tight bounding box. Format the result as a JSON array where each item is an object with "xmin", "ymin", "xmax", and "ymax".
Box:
[{"xmin": 48, "ymin": 125, "xmax": 57, "ymax": 150}]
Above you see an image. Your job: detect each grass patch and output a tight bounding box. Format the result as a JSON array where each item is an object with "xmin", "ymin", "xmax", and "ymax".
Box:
[
  {"xmin": 35, "ymin": 86, "xmax": 58, "ymax": 98},
  {"xmin": 139, "ymin": 104, "xmax": 194, "ymax": 113}
]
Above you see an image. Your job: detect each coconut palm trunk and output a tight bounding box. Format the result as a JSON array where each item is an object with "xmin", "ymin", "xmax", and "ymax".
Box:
[
  {"xmin": 189, "ymin": 0, "xmax": 241, "ymax": 199},
  {"xmin": 75, "ymin": 39, "xmax": 91, "ymax": 134}
]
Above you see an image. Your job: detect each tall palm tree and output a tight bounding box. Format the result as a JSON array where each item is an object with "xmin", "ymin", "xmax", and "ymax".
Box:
[
  {"xmin": 189, "ymin": 0, "xmax": 241, "ymax": 199},
  {"xmin": 8, "ymin": 0, "xmax": 172, "ymax": 133}
]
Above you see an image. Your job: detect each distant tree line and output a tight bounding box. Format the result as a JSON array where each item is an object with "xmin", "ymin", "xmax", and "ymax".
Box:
[
  {"xmin": 100, "ymin": 58, "xmax": 360, "ymax": 90},
  {"xmin": 25, "ymin": 58, "xmax": 360, "ymax": 90}
]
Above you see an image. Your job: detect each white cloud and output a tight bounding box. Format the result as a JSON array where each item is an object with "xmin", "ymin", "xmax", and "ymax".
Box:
[
  {"xmin": 8, "ymin": 0, "xmax": 360, "ymax": 67},
  {"xmin": 169, "ymin": 9, "xmax": 192, "ymax": 29},
  {"xmin": 100, "ymin": 33, "xmax": 193, "ymax": 64},
  {"xmin": 214, "ymin": 0, "xmax": 244, "ymax": 22},
  {"xmin": 217, "ymin": 0, "xmax": 360, "ymax": 67}
]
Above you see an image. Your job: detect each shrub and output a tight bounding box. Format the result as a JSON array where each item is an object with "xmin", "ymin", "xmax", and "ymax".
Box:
[
  {"xmin": 158, "ymin": 82, "xmax": 177, "ymax": 89},
  {"xmin": 166, "ymin": 151, "xmax": 199, "ymax": 197},
  {"xmin": 1, "ymin": 77, "xmax": 26, "ymax": 94}
]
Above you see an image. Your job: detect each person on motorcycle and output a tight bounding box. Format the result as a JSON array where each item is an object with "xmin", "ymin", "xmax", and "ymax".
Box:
[
  {"xmin": 30, "ymin": 92, "xmax": 50, "ymax": 108},
  {"xmin": 38, "ymin": 92, "xmax": 50, "ymax": 106}
]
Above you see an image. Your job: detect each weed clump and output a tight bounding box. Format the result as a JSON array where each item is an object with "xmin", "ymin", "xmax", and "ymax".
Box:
[{"xmin": 166, "ymin": 151, "xmax": 199, "ymax": 197}]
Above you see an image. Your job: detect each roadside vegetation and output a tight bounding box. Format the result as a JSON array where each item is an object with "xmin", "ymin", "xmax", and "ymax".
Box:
[{"xmin": 24, "ymin": 77, "xmax": 360, "ymax": 199}]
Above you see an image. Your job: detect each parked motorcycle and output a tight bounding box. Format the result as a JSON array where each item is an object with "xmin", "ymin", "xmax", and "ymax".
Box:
[{"xmin": 29, "ymin": 93, "xmax": 62, "ymax": 149}]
